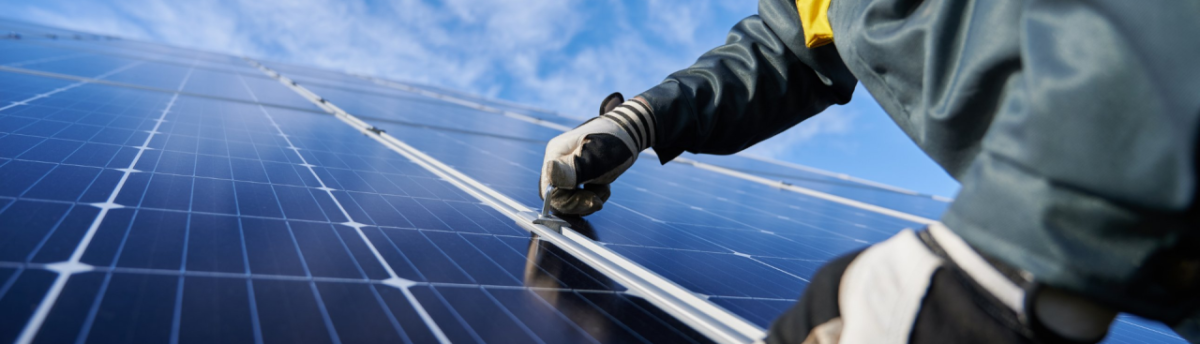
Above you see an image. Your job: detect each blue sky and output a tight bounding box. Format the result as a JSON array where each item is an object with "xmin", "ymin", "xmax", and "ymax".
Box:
[{"xmin": 1, "ymin": 0, "xmax": 959, "ymax": 197}]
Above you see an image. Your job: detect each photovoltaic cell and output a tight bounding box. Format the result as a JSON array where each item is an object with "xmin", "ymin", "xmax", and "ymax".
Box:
[{"xmin": 0, "ymin": 18, "xmax": 1186, "ymax": 344}]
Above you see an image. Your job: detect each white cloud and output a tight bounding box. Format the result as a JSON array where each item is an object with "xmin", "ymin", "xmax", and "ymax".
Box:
[{"xmin": 646, "ymin": 0, "xmax": 701, "ymax": 46}]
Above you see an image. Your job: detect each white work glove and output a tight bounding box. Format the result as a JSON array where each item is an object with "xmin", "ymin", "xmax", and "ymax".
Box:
[{"xmin": 539, "ymin": 93, "xmax": 656, "ymax": 215}]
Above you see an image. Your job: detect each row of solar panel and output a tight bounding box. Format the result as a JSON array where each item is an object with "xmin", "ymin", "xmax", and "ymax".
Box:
[
  {"xmin": 2, "ymin": 32, "xmax": 944, "ymax": 218},
  {"xmin": 0, "ymin": 40, "xmax": 892, "ymax": 342},
  {"xmin": 0, "ymin": 20, "xmax": 1186, "ymax": 343},
  {"xmin": 0, "ymin": 36, "xmax": 712, "ymax": 343},
  {"xmin": 3, "ymin": 37, "xmax": 893, "ymax": 295}
]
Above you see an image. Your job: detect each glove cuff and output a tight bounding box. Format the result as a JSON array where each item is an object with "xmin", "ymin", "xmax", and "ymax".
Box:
[{"xmin": 600, "ymin": 99, "xmax": 657, "ymax": 151}]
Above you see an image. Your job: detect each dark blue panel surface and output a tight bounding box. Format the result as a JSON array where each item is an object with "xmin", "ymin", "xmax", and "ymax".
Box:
[
  {"xmin": 0, "ymin": 65, "xmax": 709, "ymax": 343},
  {"xmin": 0, "ymin": 269, "xmax": 58, "ymax": 343},
  {"xmin": 178, "ymin": 276, "xmax": 256, "ymax": 344},
  {"xmin": 251, "ymin": 279, "xmax": 335, "ymax": 344},
  {"xmin": 82, "ymin": 273, "xmax": 178, "ymax": 343},
  {"xmin": 0, "ymin": 201, "xmax": 71, "ymax": 261},
  {"xmin": 610, "ymin": 245, "xmax": 807, "ymax": 300},
  {"xmin": 186, "ymin": 214, "xmax": 245, "ymax": 273},
  {"xmin": 314, "ymin": 281, "xmax": 411, "ymax": 344},
  {"xmin": 28, "ymin": 271, "xmax": 106, "ymax": 344}
]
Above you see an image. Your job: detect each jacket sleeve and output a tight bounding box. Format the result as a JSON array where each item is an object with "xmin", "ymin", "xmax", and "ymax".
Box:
[{"xmin": 638, "ymin": 0, "xmax": 858, "ymax": 164}]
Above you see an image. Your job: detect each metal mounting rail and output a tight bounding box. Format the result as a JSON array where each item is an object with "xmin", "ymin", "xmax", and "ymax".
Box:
[
  {"xmin": 671, "ymin": 155, "xmax": 937, "ymax": 226},
  {"xmin": 736, "ymin": 154, "xmax": 953, "ymax": 202},
  {"xmin": 245, "ymin": 58, "xmax": 767, "ymax": 344}
]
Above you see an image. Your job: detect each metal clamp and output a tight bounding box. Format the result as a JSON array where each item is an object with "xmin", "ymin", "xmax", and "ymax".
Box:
[{"xmin": 532, "ymin": 187, "xmax": 569, "ymax": 233}]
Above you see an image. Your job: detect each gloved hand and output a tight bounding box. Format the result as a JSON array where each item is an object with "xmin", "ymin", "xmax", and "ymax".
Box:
[{"xmin": 539, "ymin": 92, "xmax": 656, "ymax": 215}]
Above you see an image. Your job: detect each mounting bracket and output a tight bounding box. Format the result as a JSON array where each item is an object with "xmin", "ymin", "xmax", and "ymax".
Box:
[{"xmin": 532, "ymin": 187, "xmax": 569, "ymax": 233}]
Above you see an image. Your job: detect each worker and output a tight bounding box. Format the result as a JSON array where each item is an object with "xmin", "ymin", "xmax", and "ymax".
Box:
[{"xmin": 538, "ymin": 0, "xmax": 1200, "ymax": 342}]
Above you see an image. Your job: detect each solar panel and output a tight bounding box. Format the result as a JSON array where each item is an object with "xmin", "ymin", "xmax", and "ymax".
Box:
[
  {"xmin": 0, "ymin": 37, "xmax": 709, "ymax": 344},
  {"xmin": 0, "ymin": 19, "xmax": 1187, "ymax": 344}
]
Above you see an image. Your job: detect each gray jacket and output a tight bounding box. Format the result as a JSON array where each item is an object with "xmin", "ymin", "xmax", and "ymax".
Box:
[{"xmin": 638, "ymin": 0, "xmax": 1199, "ymax": 331}]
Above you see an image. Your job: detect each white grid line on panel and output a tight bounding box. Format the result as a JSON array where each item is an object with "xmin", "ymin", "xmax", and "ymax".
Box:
[
  {"xmin": 239, "ymin": 72, "xmax": 451, "ymax": 344},
  {"xmin": 14, "ymin": 59, "xmax": 175, "ymax": 344}
]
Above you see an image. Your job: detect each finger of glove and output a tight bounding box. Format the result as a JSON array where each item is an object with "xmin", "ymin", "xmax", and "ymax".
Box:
[
  {"xmin": 541, "ymin": 126, "xmax": 589, "ymax": 197},
  {"xmin": 583, "ymin": 183, "xmax": 611, "ymax": 203},
  {"xmin": 539, "ymin": 159, "xmax": 575, "ymax": 199},
  {"xmin": 548, "ymin": 187, "xmax": 605, "ymax": 216},
  {"xmin": 599, "ymin": 92, "xmax": 624, "ymax": 116}
]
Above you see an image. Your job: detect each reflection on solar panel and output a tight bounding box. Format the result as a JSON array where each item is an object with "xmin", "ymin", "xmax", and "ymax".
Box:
[{"xmin": 0, "ymin": 18, "xmax": 1186, "ymax": 344}]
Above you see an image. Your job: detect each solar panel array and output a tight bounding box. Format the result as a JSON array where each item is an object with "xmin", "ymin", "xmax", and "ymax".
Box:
[{"xmin": 0, "ymin": 18, "xmax": 1186, "ymax": 344}]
